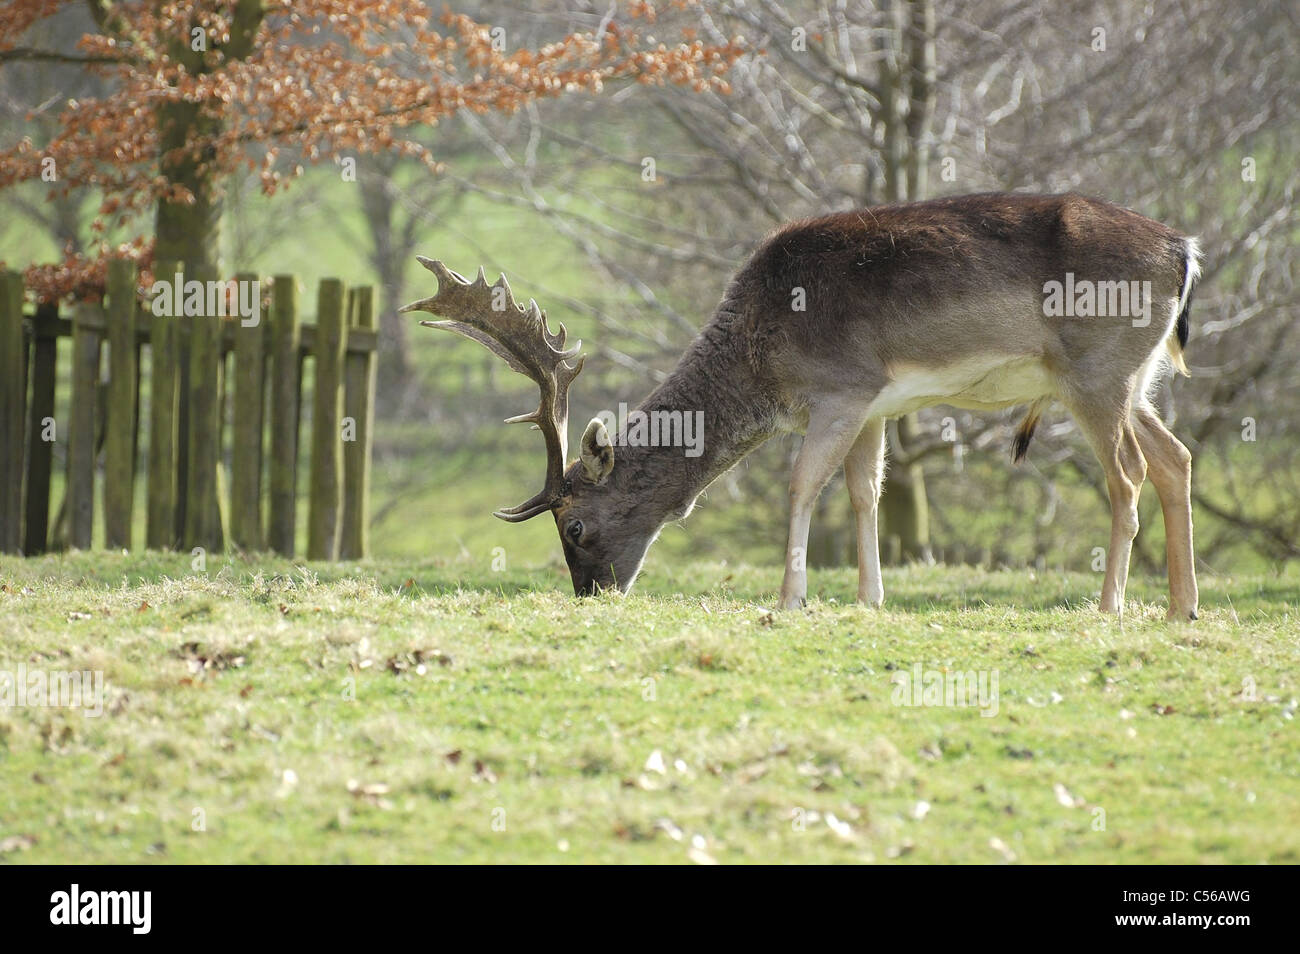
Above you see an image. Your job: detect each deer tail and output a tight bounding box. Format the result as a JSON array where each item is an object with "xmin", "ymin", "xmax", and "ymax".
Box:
[{"xmin": 1012, "ymin": 398, "xmax": 1048, "ymax": 464}]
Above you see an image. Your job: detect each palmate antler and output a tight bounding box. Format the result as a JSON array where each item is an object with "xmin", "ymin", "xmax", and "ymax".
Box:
[{"xmin": 399, "ymin": 257, "xmax": 585, "ymax": 522}]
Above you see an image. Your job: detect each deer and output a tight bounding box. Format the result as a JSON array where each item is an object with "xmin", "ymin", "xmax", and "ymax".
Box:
[{"xmin": 402, "ymin": 192, "xmax": 1201, "ymax": 620}]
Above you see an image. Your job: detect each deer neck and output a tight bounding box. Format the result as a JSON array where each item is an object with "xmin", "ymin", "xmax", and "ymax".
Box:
[{"xmin": 612, "ymin": 320, "xmax": 780, "ymax": 523}]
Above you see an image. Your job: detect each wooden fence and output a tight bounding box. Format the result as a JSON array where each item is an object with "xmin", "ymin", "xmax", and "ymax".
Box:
[{"xmin": 0, "ymin": 260, "xmax": 377, "ymax": 560}]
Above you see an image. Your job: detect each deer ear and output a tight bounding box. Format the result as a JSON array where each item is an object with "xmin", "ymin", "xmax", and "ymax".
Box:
[{"xmin": 580, "ymin": 417, "xmax": 615, "ymax": 484}]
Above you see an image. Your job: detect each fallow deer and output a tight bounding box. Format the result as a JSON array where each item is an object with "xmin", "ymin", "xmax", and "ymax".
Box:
[{"xmin": 402, "ymin": 192, "xmax": 1201, "ymax": 619}]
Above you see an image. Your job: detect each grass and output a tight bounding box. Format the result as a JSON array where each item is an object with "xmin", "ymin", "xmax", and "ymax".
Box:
[{"xmin": 1, "ymin": 552, "xmax": 1296, "ymax": 864}]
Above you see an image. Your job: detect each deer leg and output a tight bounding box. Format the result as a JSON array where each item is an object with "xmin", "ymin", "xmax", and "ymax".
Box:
[
  {"xmin": 1106, "ymin": 422, "xmax": 1147, "ymax": 614},
  {"xmin": 779, "ymin": 404, "xmax": 869, "ymax": 610},
  {"xmin": 1069, "ymin": 399, "xmax": 1146, "ymax": 615},
  {"xmin": 844, "ymin": 418, "xmax": 886, "ymax": 607},
  {"xmin": 1133, "ymin": 405, "xmax": 1198, "ymax": 621}
]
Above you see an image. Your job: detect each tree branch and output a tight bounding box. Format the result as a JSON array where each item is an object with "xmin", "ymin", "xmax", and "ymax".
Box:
[{"xmin": 0, "ymin": 47, "xmax": 127, "ymax": 65}]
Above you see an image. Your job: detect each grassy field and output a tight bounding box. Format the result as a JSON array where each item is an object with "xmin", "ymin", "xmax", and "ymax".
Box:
[{"xmin": 1, "ymin": 552, "xmax": 1296, "ymax": 864}]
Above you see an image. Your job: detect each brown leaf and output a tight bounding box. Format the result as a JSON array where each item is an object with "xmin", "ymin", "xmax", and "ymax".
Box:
[{"xmin": 0, "ymin": 835, "xmax": 37, "ymax": 854}]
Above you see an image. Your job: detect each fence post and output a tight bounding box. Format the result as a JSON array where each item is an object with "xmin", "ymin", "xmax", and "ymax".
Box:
[
  {"xmin": 230, "ymin": 271, "xmax": 265, "ymax": 551},
  {"xmin": 268, "ymin": 274, "xmax": 300, "ymax": 555},
  {"xmin": 183, "ymin": 263, "xmax": 224, "ymax": 554},
  {"xmin": 24, "ymin": 301, "xmax": 58, "ymax": 555},
  {"xmin": 308, "ymin": 278, "xmax": 346, "ymax": 560},
  {"xmin": 0, "ymin": 271, "xmax": 24, "ymax": 553},
  {"xmin": 67, "ymin": 301, "xmax": 102, "ymax": 549},
  {"xmin": 340, "ymin": 286, "xmax": 376, "ymax": 560},
  {"xmin": 103, "ymin": 258, "xmax": 138, "ymax": 550},
  {"xmin": 147, "ymin": 260, "xmax": 180, "ymax": 549}
]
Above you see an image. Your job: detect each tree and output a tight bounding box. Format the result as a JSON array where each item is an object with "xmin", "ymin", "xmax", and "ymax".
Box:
[{"xmin": 0, "ymin": 0, "xmax": 743, "ymax": 302}]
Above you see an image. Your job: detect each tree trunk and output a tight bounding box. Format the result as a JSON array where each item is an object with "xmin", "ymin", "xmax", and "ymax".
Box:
[
  {"xmin": 359, "ymin": 160, "xmax": 416, "ymax": 415},
  {"xmin": 871, "ymin": 0, "xmax": 935, "ymax": 565},
  {"xmin": 154, "ymin": 99, "xmax": 222, "ymax": 267},
  {"xmin": 881, "ymin": 416, "xmax": 933, "ymax": 562}
]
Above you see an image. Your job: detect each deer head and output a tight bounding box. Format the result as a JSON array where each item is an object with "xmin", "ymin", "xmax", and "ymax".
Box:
[{"xmin": 401, "ymin": 258, "xmax": 657, "ymax": 595}]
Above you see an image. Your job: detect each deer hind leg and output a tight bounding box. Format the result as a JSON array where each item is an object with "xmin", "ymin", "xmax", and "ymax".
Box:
[
  {"xmin": 1133, "ymin": 404, "xmax": 1198, "ymax": 621},
  {"xmin": 1067, "ymin": 396, "xmax": 1147, "ymax": 615},
  {"xmin": 780, "ymin": 401, "xmax": 871, "ymax": 610},
  {"xmin": 843, "ymin": 418, "xmax": 886, "ymax": 607}
]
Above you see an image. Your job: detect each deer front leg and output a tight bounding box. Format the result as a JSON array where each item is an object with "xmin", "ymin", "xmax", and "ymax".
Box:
[
  {"xmin": 780, "ymin": 406, "xmax": 869, "ymax": 610},
  {"xmin": 844, "ymin": 418, "xmax": 886, "ymax": 607}
]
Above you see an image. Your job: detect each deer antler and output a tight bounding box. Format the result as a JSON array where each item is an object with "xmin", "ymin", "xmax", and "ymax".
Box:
[{"xmin": 400, "ymin": 257, "xmax": 584, "ymax": 522}]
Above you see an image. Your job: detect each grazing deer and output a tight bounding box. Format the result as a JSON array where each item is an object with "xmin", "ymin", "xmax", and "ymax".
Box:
[{"xmin": 403, "ymin": 192, "xmax": 1201, "ymax": 620}]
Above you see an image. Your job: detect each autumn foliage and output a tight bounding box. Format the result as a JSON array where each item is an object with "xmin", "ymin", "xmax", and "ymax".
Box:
[{"xmin": 0, "ymin": 0, "xmax": 744, "ymax": 301}]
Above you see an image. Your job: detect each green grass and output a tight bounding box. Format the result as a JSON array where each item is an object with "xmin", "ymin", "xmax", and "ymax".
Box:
[{"xmin": 1, "ymin": 552, "xmax": 1296, "ymax": 864}]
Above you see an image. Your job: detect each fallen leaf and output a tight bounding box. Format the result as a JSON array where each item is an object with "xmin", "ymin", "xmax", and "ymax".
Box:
[
  {"xmin": 0, "ymin": 835, "xmax": 37, "ymax": 854},
  {"xmin": 825, "ymin": 813, "xmax": 854, "ymax": 840},
  {"xmin": 1054, "ymin": 782, "xmax": 1083, "ymax": 808},
  {"xmin": 989, "ymin": 836, "xmax": 1016, "ymax": 862}
]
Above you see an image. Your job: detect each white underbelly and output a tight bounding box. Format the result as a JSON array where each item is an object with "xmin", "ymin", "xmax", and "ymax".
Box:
[{"xmin": 865, "ymin": 355, "xmax": 1055, "ymax": 419}]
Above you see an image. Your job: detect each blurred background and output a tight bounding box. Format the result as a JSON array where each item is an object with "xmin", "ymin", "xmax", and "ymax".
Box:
[{"xmin": 3, "ymin": 0, "xmax": 1297, "ymax": 582}]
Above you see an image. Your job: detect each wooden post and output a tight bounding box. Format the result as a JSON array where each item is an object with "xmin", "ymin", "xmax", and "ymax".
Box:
[
  {"xmin": 183, "ymin": 263, "xmax": 224, "ymax": 554},
  {"xmin": 67, "ymin": 301, "xmax": 102, "ymax": 550},
  {"xmin": 174, "ymin": 268, "xmax": 191, "ymax": 546},
  {"xmin": 230, "ymin": 271, "xmax": 265, "ymax": 551},
  {"xmin": 268, "ymin": 275, "xmax": 300, "ymax": 555},
  {"xmin": 103, "ymin": 258, "xmax": 138, "ymax": 550},
  {"xmin": 0, "ymin": 271, "xmax": 24, "ymax": 553},
  {"xmin": 341, "ymin": 286, "xmax": 376, "ymax": 560},
  {"xmin": 23, "ymin": 302, "xmax": 58, "ymax": 555},
  {"xmin": 308, "ymin": 278, "xmax": 346, "ymax": 560},
  {"xmin": 147, "ymin": 260, "xmax": 181, "ymax": 549}
]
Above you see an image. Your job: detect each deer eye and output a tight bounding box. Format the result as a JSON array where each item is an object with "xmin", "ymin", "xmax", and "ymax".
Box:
[{"xmin": 566, "ymin": 520, "xmax": 584, "ymax": 542}]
